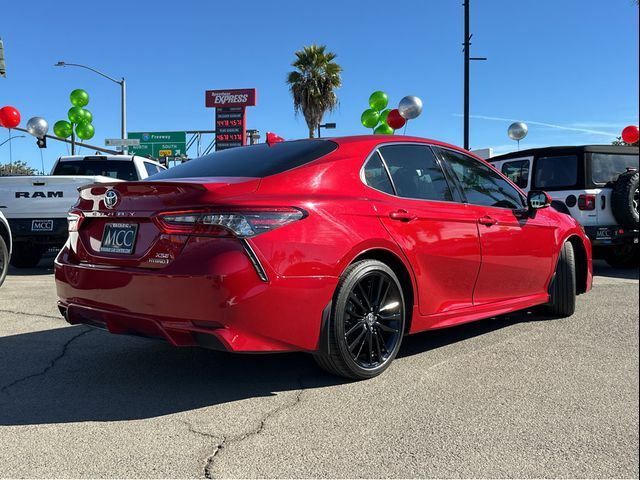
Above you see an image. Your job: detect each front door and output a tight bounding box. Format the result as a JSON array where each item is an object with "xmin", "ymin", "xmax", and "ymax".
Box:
[{"xmin": 435, "ymin": 147, "xmax": 555, "ymax": 304}]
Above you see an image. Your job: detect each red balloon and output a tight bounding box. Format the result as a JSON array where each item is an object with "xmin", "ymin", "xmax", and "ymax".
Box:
[
  {"xmin": 0, "ymin": 106, "xmax": 21, "ymax": 129},
  {"xmin": 386, "ymin": 109, "xmax": 406, "ymax": 130},
  {"xmin": 621, "ymin": 125, "xmax": 639, "ymax": 144}
]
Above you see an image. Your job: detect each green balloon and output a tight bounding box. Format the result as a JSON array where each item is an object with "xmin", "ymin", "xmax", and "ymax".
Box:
[
  {"xmin": 68, "ymin": 106, "xmax": 85, "ymax": 124},
  {"xmin": 53, "ymin": 120, "xmax": 73, "ymax": 138},
  {"xmin": 361, "ymin": 109, "xmax": 380, "ymax": 129},
  {"xmin": 75, "ymin": 121, "xmax": 95, "ymax": 140},
  {"xmin": 70, "ymin": 89, "xmax": 89, "ymax": 107},
  {"xmin": 379, "ymin": 109, "xmax": 391, "ymax": 125},
  {"xmin": 374, "ymin": 123, "xmax": 394, "ymax": 135},
  {"xmin": 369, "ymin": 91, "xmax": 389, "ymax": 111},
  {"xmin": 80, "ymin": 109, "xmax": 93, "ymax": 123}
]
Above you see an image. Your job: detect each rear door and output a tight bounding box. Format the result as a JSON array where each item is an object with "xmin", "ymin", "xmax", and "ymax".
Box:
[
  {"xmin": 435, "ymin": 147, "xmax": 555, "ymax": 305},
  {"xmin": 363, "ymin": 144, "xmax": 482, "ymax": 316}
]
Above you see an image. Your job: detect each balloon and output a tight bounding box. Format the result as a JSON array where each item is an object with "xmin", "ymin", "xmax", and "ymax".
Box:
[
  {"xmin": 621, "ymin": 125, "xmax": 639, "ymax": 144},
  {"xmin": 398, "ymin": 96, "xmax": 423, "ymax": 120},
  {"xmin": 361, "ymin": 109, "xmax": 380, "ymax": 129},
  {"xmin": 26, "ymin": 117, "xmax": 49, "ymax": 138},
  {"xmin": 369, "ymin": 91, "xmax": 388, "ymax": 111},
  {"xmin": 70, "ymin": 89, "xmax": 90, "ymax": 107},
  {"xmin": 386, "ymin": 109, "xmax": 406, "ymax": 130},
  {"xmin": 374, "ymin": 123, "xmax": 394, "ymax": 135},
  {"xmin": 81, "ymin": 109, "xmax": 93, "ymax": 123},
  {"xmin": 53, "ymin": 120, "xmax": 73, "ymax": 138},
  {"xmin": 378, "ymin": 109, "xmax": 391, "ymax": 125},
  {"xmin": 75, "ymin": 121, "xmax": 95, "ymax": 140},
  {"xmin": 68, "ymin": 106, "xmax": 85, "ymax": 124},
  {"xmin": 0, "ymin": 105, "xmax": 21, "ymax": 129},
  {"xmin": 508, "ymin": 122, "xmax": 528, "ymax": 141}
]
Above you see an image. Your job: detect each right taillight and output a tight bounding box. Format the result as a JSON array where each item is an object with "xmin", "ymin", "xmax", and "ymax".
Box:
[
  {"xmin": 578, "ymin": 194, "xmax": 596, "ymax": 211},
  {"xmin": 154, "ymin": 207, "xmax": 306, "ymax": 238},
  {"xmin": 67, "ymin": 209, "xmax": 84, "ymax": 232}
]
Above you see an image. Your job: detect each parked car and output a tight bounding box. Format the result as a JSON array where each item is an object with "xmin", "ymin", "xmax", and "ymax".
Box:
[
  {"xmin": 55, "ymin": 136, "xmax": 592, "ymax": 379},
  {"xmin": 0, "ymin": 154, "xmax": 165, "ymax": 268},
  {"xmin": 0, "ymin": 210, "xmax": 11, "ymax": 286},
  {"xmin": 488, "ymin": 145, "xmax": 639, "ymax": 267}
]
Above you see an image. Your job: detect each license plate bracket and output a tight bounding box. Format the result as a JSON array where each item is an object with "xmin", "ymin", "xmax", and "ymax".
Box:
[
  {"xmin": 100, "ymin": 223, "xmax": 138, "ymax": 254},
  {"xmin": 31, "ymin": 219, "xmax": 54, "ymax": 232},
  {"xmin": 596, "ymin": 227, "xmax": 612, "ymax": 240}
]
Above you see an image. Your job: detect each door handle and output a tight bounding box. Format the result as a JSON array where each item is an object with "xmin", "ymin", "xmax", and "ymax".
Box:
[
  {"xmin": 389, "ymin": 209, "xmax": 417, "ymax": 222},
  {"xmin": 478, "ymin": 216, "xmax": 498, "ymax": 226}
]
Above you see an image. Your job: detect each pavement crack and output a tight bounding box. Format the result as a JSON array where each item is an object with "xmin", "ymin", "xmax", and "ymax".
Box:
[
  {"xmin": 0, "ymin": 328, "xmax": 92, "ymax": 396},
  {"xmin": 202, "ymin": 376, "xmax": 306, "ymax": 479},
  {"xmin": 0, "ymin": 309, "xmax": 62, "ymax": 321}
]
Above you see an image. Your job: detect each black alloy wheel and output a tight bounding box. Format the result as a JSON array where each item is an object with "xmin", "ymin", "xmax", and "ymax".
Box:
[
  {"xmin": 314, "ymin": 260, "xmax": 405, "ymax": 379},
  {"xmin": 0, "ymin": 235, "xmax": 8, "ymax": 287}
]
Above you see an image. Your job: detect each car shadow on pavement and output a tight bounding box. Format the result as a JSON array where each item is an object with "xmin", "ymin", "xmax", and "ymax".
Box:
[
  {"xmin": 592, "ymin": 260, "xmax": 639, "ymax": 281},
  {"xmin": 0, "ymin": 310, "xmax": 539, "ymax": 427}
]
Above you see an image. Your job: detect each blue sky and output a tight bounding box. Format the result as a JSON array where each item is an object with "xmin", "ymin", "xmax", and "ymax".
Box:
[{"xmin": 1, "ymin": 0, "xmax": 638, "ymax": 173}]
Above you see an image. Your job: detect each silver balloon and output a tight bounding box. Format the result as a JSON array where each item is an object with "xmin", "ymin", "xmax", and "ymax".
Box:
[
  {"xmin": 26, "ymin": 117, "xmax": 49, "ymax": 138},
  {"xmin": 398, "ymin": 95, "xmax": 423, "ymax": 120},
  {"xmin": 507, "ymin": 122, "xmax": 528, "ymax": 141}
]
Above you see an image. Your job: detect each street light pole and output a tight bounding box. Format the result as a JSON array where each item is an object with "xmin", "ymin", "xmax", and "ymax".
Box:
[
  {"xmin": 55, "ymin": 61, "xmax": 128, "ymax": 153},
  {"xmin": 462, "ymin": 0, "xmax": 486, "ymax": 150}
]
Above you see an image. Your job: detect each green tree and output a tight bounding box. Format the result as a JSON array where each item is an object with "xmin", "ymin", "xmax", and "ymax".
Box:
[
  {"xmin": 0, "ymin": 161, "xmax": 38, "ymax": 176},
  {"xmin": 612, "ymin": 136, "xmax": 639, "ymax": 147},
  {"xmin": 286, "ymin": 44, "xmax": 342, "ymax": 138}
]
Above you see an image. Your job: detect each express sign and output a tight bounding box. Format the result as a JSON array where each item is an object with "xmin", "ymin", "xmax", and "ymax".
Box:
[{"xmin": 205, "ymin": 89, "xmax": 257, "ymax": 108}]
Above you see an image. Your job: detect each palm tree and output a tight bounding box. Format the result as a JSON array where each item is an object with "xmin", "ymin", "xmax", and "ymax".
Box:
[{"xmin": 286, "ymin": 45, "xmax": 342, "ymax": 138}]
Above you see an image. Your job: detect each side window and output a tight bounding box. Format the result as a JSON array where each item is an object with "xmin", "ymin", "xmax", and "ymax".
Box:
[
  {"xmin": 144, "ymin": 162, "xmax": 161, "ymax": 177},
  {"xmin": 501, "ymin": 160, "xmax": 530, "ymax": 189},
  {"xmin": 379, "ymin": 145, "xmax": 453, "ymax": 202},
  {"xmin": 363, "ymin": 151, "xmax": 394, "ymax": 195},
  {"xmin": 437, "ymin": 148, "xmax": 526, "ymax": 210},
  {"xmin": 533, "ymin": 155, "xmax": 578, "ymax": 189}
]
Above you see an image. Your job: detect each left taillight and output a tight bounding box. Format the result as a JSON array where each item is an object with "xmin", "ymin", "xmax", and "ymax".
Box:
[
  {"xmin": 67, "ymin": 209, "xmax": 84, "ymax": 232},
  {"xmin": 154, "ymin": 207, "xmax": 306, "ymax": 238}
]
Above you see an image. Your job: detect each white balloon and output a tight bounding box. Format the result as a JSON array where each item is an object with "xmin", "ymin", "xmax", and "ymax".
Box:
[
  {"xmin": 508, "ymin": 122, "xmax": 528, "ymax": 141},
  {"xmin": 398, "ymin": 96, "xmax": 423, "ymax": 120},
  {"xmin": 26, "ymin": 117, "xmax": 49, "ymax": 138}
]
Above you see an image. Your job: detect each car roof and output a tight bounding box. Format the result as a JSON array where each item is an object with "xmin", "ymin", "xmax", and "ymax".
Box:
[
  {"xmin": 325, "ymin": 135, "xmax": 476, "ymax": 156},
  {"xmin": 489, "ymin": 144, "xmax": 639, "ymax": 161}
]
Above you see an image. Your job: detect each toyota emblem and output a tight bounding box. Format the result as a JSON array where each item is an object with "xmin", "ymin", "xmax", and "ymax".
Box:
[{"xmin": 104, "ymin": 190, "xmax": 120, "ymax": 209}]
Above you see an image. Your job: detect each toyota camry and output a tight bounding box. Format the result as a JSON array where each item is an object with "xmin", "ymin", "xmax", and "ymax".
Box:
[{"xmin": 55, "ymin": 136, "xmax": 592, "ymax": 379}]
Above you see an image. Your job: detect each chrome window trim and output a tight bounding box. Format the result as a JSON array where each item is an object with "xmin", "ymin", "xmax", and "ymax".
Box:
[{"xmin": 240, "ymin": 238, "xmax": 269, "ymax": 282}]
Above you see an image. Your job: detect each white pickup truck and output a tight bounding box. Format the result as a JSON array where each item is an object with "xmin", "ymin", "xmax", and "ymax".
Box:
[{"xmin": 0, "ymin": 154, "xmax": 165, "ymax": 267}]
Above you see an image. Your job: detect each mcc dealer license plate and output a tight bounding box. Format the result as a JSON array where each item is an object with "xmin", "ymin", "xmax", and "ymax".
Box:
[{"xmin": 100, "ymin": 223, "xmax": 138, "ymax": 254}]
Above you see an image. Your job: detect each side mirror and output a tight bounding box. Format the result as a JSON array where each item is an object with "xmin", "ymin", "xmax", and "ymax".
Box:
[{"xmin": 527, "ymin": 190, "xmax": 552, "ymax": 210}]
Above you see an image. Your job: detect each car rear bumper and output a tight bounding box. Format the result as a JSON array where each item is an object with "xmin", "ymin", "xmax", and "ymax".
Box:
[
  {"xmin": 54, "ymin": 243, "xmax": 338, "ymax": 353},
  {"xmin": 584, "ymin": 225, "xmax": 639, "ymax": 246}
]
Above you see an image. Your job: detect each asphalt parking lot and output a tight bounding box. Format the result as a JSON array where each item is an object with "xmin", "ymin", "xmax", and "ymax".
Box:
[{"xmin": 0, "ymin": 256, "xmax": 638, "ymax": 479}]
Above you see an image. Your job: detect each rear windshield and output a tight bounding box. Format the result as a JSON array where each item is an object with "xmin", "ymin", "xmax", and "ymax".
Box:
[
  {"xmin": 149, "ymin": 140, "xmax": 338, "ymax": 180},
  {"xmin": 533, "ymin": 155, "xmax": 578, "ymax": 189},
  {"xmin": 52, "ymin": 160, "xmax": 137, "ymax": 181},
  {"xmin": 591, "ymin": 153, "xmax": 639, "ymax": 184}
]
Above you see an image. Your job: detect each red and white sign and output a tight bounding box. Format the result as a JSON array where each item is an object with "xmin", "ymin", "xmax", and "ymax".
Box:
[{"xmin": 205, "ymin": 89, "xmax": 257, "ymax": 108}]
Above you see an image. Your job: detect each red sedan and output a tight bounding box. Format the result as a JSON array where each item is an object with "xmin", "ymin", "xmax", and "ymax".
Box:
[{"xmin": 55, "ymin": 136, "xmax": 592, "ymax": 379}]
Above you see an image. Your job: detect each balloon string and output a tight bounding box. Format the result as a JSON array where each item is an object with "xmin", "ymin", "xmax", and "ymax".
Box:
[
  {"xmin": 8, "ymin": 129, "xmax": 13, "ymax": 174},
  {"xmin": 40, "ymin": 149, "xmax": 45, "ymax": 175},
  {"xmin": 403, "ymin": 123, "xmax": 408, "ymax": 135}
]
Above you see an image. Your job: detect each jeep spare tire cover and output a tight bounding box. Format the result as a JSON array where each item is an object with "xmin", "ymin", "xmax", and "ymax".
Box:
[{"xmin": 611, "ymin": 170, "xmax": 640, "ymax": 229}]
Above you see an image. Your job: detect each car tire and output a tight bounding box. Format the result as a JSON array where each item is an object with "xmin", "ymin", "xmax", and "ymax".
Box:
[
  {"xmin": 0, "ymin": 235, "xmax": 8, "ymax": 287},
  {"xmin": 604, "ymin": 244, "xmax": 639, "ymax": 269},
  {"xmin": 9, "ymin": 243, "xmax": 45, "ymax": 269},
  {"xmin": 546, "ymin": 241, "xmax": 576, "ymax": 317},
  {"xmin": 611, "ymin": 170, "xmax": 639, "ymax": 229},
  {"xmin": 314, "ymin": 260, "xmax": 406, "ymax": 380}
]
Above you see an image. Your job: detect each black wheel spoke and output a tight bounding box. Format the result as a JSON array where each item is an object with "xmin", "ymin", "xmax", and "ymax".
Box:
[
  {"xmin": 345, "ymin": 320, "xmax": 365, "ymax": 337},
  {"xmin": 373, "ymin": 330, "xmax": 383, "ymax": 361},
  {"xmin": 348, "ymin": 292, "xmax": 367, "ymax": 314},
  {"xmin": 376, "ymin": 322, "xmax": 400, "ymax": 334},
  {"xmin": 357, "ymin": 282, "xmax": 372, "ymax": 311},
  {"xmin": 348, "ymin": 328, "xmax": 367, "ymax": 354},
  {"xmin": 367, "ymin": 329, "xmax": 374, "ymax": 364},
  {"xmin": 378, "ymin": 311, "xmax": 401, "ymax": 321}
]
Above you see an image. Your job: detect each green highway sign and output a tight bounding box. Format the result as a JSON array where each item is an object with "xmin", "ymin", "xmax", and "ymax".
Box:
[{"xmin": 127, "ymin": 131, "xmax": 186, "ymax": 158}]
